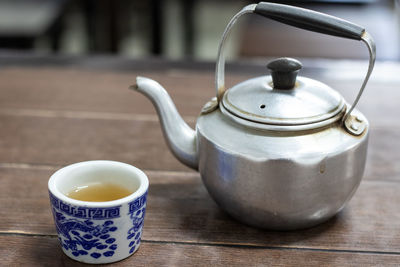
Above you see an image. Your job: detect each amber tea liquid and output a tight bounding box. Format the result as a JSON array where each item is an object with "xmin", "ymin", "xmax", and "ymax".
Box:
[{"xmin": 67, "ymin": 182, "xmax": 133, "ymax": 202}]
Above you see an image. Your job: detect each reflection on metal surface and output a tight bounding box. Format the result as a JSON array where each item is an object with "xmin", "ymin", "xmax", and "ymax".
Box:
[
  {"xmin": 215, "ymin": 4, "xmax": 257, "ymax": 101},
  {"xmin": 131, "ymin": 77, "xmax": 198, "ymax": 170},
  {"xmin": 222, "ymin": 76, "xmax": 345, "ymax": 127},
  {"xmin": 197, "ymin": 109, "xmax": 368, "ymax": 229},
  {"xmin": 344, "ymin": 114, "xmax": 367, "ymax": 136},
  {"xmin": 343, "ymin": 31, "xmax": 376, "ymax": 123},
  {"xmin": 200, "ymin": 97, "xmax": 218, "ymax": 115}
]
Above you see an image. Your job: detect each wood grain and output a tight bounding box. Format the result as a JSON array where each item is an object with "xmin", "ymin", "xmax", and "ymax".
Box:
[
  {"xmin": 0, "ymin": 114, "xmax": 191, "ymax": 172},
  {"xmin": 1, "ymin": 61, "xmax": 399, "ymax": 266},
  {"xmin": 1, "ymin": 166, "xmax": 400, "ymax": 253},
  {"xmin": 2, "ymin": 235, "xmax": 400, "ymax": 267},
  {"xmin": 0, "ymin": 68, "xmax": 233, "ymax": 117},
  {"xmin": 0, "ymin": 68, "xmax": 398, "ymax": 127}
]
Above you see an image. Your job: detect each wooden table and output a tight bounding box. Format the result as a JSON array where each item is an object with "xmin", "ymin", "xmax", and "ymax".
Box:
[{"xmin": 1, "ymin": 54, "xmax": 400, "ymax": 266}]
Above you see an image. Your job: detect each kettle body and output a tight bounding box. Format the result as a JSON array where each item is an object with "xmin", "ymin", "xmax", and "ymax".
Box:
[{"xmin": 196, "ymin": 106, "xmax": 368, "ymax": 229}]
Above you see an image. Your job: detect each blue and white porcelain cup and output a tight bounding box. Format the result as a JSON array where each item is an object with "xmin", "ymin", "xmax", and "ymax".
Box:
[{"xmin": 48, "ymin": 160, "xmax": 148, "ymax": 264}]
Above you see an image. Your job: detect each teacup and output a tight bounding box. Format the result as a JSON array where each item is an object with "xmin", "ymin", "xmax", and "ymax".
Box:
[{"xmin": 48, "ymin": 160, "xmax": 149, "ymax": 264}]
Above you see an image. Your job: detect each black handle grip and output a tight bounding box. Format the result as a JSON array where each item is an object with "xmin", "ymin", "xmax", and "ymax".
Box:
[{"xmin": 254, "ymin": 2, "xmax": 364, "ymax": 40}]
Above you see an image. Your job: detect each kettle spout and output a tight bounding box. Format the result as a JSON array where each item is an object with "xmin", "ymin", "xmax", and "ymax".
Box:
[{"xmin": 130, "ymin": 77, "xmax": 198, "ymax": 170}]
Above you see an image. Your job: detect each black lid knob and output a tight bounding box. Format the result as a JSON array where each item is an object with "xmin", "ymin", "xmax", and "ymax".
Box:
[{"xmin": 267, "ymin": 57, "xmax": 302, "ymax": 89}]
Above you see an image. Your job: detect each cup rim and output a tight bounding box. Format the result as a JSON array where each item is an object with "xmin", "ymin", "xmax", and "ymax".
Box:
[{"xmin": 48, "ymin": 160, "xmax": 149, "ymax": 207}]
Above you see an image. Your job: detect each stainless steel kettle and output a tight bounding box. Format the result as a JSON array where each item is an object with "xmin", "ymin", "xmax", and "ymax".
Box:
[{"xmin": 130, "ymin": 2, "xmax": 376, "ymax": 230}]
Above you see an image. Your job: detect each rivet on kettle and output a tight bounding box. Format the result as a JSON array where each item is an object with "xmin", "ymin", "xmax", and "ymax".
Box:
[{"xmin": 351, "ymin": 124, "xmax": 359, "ymax": 131}]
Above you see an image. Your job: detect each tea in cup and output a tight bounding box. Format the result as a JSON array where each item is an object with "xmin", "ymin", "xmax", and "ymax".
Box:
[{"xmin": 48, "ymin": 160, "xmax": 149, "ymax": 264}]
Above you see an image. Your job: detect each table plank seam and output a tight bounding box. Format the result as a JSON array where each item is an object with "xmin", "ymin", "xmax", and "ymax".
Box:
[
  {"xmin": 0, "ymin": 108, "xmax": 396, "ymax": 129},
  {"xmin": 2, "ymin": 232, "xmax": 400, "ymax": 256},
  {"xmin": 0, "ymin": 232, "xmax": 56, "ymax": 238},
  {"xmin": 0, "ymin": 162, "xmax": 396, "ymax": 183},
  {"xmin": 0, "ymin": 162, "xmax": 60, "ymax": 170},
  {"xmin": 143, "ymin": 240, "xmax": 400, "ymax": 256},
  {"xmin": 0, "ymin": 108, "xmax": 196, "ymax": 123},
  {"xmin": 0, "ymin": 162, "xmax": 198, "ymax": 177}
]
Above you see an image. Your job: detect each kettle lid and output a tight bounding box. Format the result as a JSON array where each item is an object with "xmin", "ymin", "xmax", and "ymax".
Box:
[{"xmin": 222, "ymin": 58, "xmax": 345, "ymax": 126}]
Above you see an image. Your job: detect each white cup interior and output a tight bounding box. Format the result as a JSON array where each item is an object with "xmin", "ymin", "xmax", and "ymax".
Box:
[{"xmin": 49, "ymin": 161, "xmax": 147, "ymax": 204}]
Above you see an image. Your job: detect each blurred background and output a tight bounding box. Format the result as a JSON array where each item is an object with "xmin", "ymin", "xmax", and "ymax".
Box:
[{"xmin": 0, "ymin": 0, "xmax": 398, "ymax": 61}]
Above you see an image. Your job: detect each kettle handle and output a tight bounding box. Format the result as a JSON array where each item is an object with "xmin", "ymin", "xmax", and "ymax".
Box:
[{"xmin": 215, "ymin": 2, "xmax": 376, "ymax": 128}]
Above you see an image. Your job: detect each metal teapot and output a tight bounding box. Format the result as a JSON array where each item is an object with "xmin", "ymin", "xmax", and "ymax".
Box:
[{"xmin": 130, "ymin": 2, "xmax": 375, "ymax": 230}]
